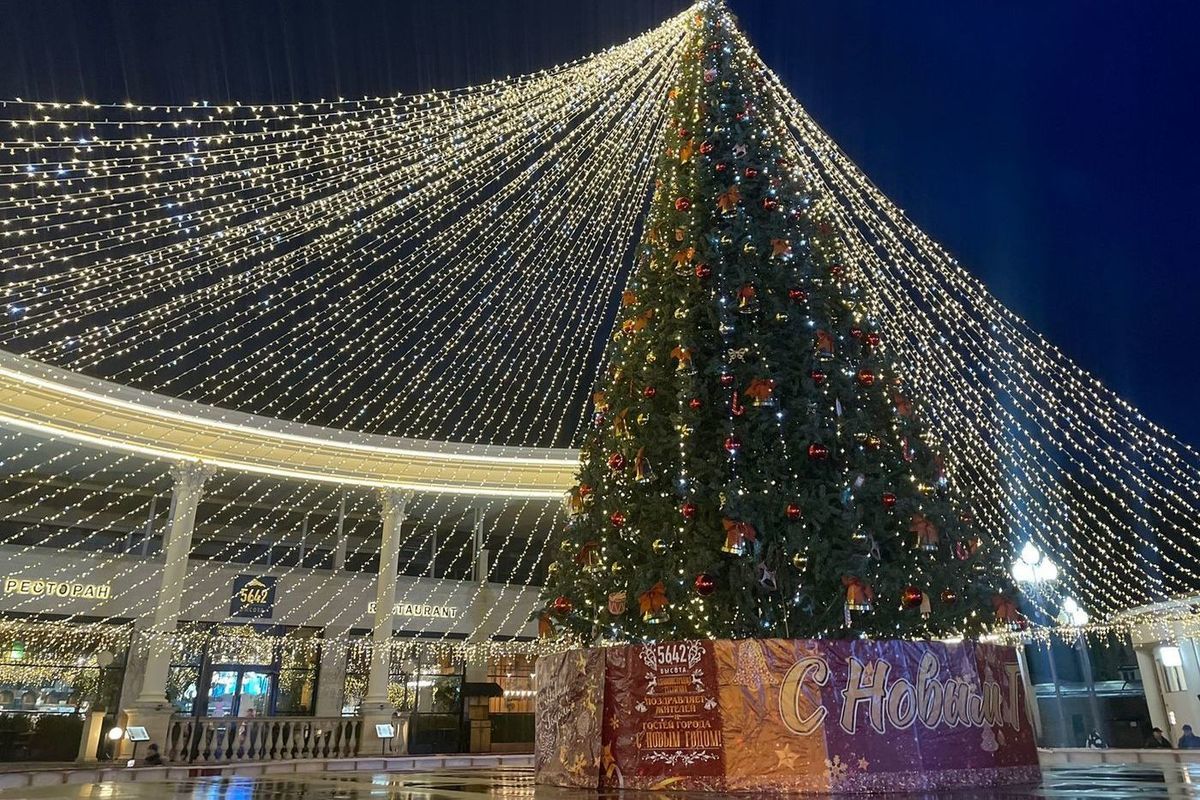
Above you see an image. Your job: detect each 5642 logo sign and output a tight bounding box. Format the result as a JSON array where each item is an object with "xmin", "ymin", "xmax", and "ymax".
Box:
[{"xmin": 230, "ymin": 575, "xmax": 277, "ymax": 619}]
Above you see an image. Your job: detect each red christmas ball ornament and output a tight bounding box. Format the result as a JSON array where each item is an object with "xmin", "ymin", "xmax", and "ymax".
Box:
[
  {"xmin": 830, "ymin": 263, "xmax": 845, "ymax": 278},
  {"xmin": 607, "ymin": 452, "xmax": 626, "ymax": 471},
  {"xmin": 552, "ymin": 595, "xmax": 573, "ymax": 615},
  {"xmin": 807, "ymin": 443, "xmax": 829, "ymax": 461},
  {"xmin": 609, "ymin": 511, "xmax": 626, "ymax": 527},
  {"xmin": 849, "ymin": 326, "xmax": 863, "ymax": 339},
  {"xmin": 744, "ymin": 166, "xmax": 758, "ymax": 179},
  {"xmin": 866, "ymin": 332, "xmax": 881, "ymax": 347},
  {"xmin": 785, "ymin": 503, "xmax": 802, "ymax": 521},
  {"xmin": 719, "ymin": 372, "xmax": 735, "ymax": 387},
  {"xmin": 940, "ymin": 588, "xmax": 959, "ymax": 605},
  {"xmin": 694, "ymin": 263, "xmax": 713, "ymax": 280},
  {"xmin": 761, "ymin": 197, "xmax": 778, "ymax": 211},
  {"xmin": 643, "ymin": 386, "xmax": 657, "ymax": 399},
  {"xmin": 694, "ymin": 573, "xmax": 717, "ymax": 596},
  {"xmin": 578, "ymin": 484, "xmax": 592, "ymax": 498},
  {"xmin": 901, "ymin": 586, "xmax": 924, "ymax": 609},
  {"xmin": 699, "ymin": 141, "xmax": 715, "ymax": 155},
  {"xmin": 724, "ymin": 435, "xmax": 742, "ymax": 455},
  {"xmin": 681, "ymin": 502, "xmax": 697, "ymax": 520},
  {"xmin": 714, "ymin": 162, "xmax": 727, "ymax": 173},
  {"xmin": 857, "ymin": 369, "xmax": 876, "ymax": 386},
  {"xmin": 787, "ymin": 287, "xmax": 807, "ymax": 303},
  {"xmin": 677, "ymin": 128, "xmax": 690, "ymax": 139},
  {"xmin": 809, "ymin": 369, "xmax": 827, "ymax": 385},
  {"xmin": 674, "ymin": 197, "xmax": 692, "ymax": 211},
  {"xmin": 688, "ymin": 397, "xmax": 702, "ymax": 410},
  {"xmin": 882, "ymin": 492, "xmax": 897, "ymax": 509}
]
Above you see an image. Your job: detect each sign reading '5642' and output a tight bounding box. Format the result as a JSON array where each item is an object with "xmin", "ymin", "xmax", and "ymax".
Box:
[{"xmin": 230, "ymin": 575, "xmax": 277, "ymax": 619}]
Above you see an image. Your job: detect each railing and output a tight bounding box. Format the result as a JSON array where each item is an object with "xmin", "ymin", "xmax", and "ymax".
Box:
[{"xmin": 165, "ymin": 715, "xmax": 364, "ymax": 764}]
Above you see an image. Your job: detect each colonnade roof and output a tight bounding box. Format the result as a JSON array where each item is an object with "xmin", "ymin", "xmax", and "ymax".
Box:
[{"xmin": 0, "ymin": 349, "xmax": 577, "ymax": 499}]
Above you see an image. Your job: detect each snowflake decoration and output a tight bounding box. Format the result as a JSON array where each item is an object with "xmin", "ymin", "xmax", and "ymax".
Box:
[{"xmin": 824, "ymin": 755, "xmax": 849, "ymax": 781}]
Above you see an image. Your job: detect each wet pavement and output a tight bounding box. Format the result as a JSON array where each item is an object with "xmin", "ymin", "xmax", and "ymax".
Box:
[{"xmin": 1, "ymin": 765, "xmax": 1199, "ymax": 799}]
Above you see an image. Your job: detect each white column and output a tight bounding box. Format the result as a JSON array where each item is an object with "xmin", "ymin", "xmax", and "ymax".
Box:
[
  {"xmin": 363, "ymin": 488, "xmax": 409, "ymax": 712},
  {"xmin": 134, "ymin": 461, "xmax": 212, "ymax": 705},
  {"xmin": 332, "ymin": 493, "xmax": 348, "ymax": 571},
  {"xmin": 472, "ymin": 506, "xmax": 490, "ymax": 583},
  {"xmin": 296, "ymin": 514, "xmax": 309, "ymax": 565},
  {"xmin": 465, "ymin": 505, "xmax": 496, "ymax": 683},
  {"xmin": 1135, "ymin": 646, "xmax": 1169, "ymax": 733}
]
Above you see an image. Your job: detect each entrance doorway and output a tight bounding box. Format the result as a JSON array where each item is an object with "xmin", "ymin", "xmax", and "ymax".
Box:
[
  {"xmin": 205, "ymin": 668, "xmax": 273, "ymax": 717},
  {"xmin": 167, "ymin": 623, "xmax": 321, "ymax": 718}
]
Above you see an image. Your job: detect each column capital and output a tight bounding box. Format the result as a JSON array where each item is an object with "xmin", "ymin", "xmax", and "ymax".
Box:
[
  {"xmin": 468, "ymin": 501, "xmax": 496, "ymax": 521},
  {"xmin": 168, "ymin": 459, "xmax": 215, "ymax": 491},
  {"xmin": 379, "ymin": 487, "xmax": 413, "ymax": 516}
]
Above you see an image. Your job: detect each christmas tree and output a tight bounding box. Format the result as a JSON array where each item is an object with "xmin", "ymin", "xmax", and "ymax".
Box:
[{"xmin": 544, "ymin": 3, "xmax": 1015, "ymax": 643}]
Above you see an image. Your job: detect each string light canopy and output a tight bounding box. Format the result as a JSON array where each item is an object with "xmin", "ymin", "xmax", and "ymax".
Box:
[{"xmin": 0, "ymin": 0, "xmax": 1191, "ymax": 648}]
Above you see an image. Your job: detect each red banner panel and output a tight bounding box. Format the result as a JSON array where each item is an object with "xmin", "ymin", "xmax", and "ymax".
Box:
[
  {"xmin": 602, "ymin": 640, "xmax": 725, "ymax": 791},
  {"xmin": 537, "ymin": 638, "xmax": 1040, "ymax": 793}
]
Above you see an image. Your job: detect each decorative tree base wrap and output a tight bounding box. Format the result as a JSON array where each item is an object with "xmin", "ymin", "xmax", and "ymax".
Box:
[{"xmin": 535, "ymin": 638, "xmax": 1040, "ymax": 793}]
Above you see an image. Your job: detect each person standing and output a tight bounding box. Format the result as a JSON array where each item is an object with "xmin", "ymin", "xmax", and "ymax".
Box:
[
  {"xmin": 1179, "ymin": 724, "xmax": 1200, "ymax": 749},
  {"xmin": 1145, "ymin": 727, "xmax": 1173, "ymax": 748},
  {"xmin": 142, "ymin": 743, "xmax": 163, "ymax": 765}
]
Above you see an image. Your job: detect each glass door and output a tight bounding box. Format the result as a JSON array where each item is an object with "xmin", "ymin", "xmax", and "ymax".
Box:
[
  {"xmin": 237, "ymin": 670, "xmax": 271, "ymax": 717},
  {"xmin": 206, "ymin": 669, "xmax": 240, "ymax": 717},
  {"xmin": 205, "ymin": 668, "xmax": 275, "ymax": 717}
]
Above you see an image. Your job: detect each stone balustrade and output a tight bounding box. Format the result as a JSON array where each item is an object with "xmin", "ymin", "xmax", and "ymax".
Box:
[{"xmin": 165, "ymin": 715, "xmax": 367, "ymax": 764}]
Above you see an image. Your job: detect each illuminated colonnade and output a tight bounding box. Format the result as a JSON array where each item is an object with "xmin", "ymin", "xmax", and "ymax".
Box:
[{"xmin": 0, "ymin": 346, "xmax": 577, "ymax": 749}]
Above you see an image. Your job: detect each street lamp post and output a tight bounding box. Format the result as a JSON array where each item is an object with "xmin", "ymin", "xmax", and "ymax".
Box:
[
  {"xmin": 1011, "ymin": 543, "xmax": 1068, "ymax": 746},
  {"xmin": 1058, "ymin": 597, "xmax": 1104, "ymax": 745}
]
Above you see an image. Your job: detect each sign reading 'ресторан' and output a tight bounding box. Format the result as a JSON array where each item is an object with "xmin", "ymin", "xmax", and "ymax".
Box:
[{"xmin": 3, "ymin": 578, "xmax": 112, "ymax": 599}]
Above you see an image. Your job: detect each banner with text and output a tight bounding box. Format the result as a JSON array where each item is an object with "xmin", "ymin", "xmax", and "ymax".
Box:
[{"xmin": 536, "ymin": 639, "xmax": 1039, "ymax": 793}]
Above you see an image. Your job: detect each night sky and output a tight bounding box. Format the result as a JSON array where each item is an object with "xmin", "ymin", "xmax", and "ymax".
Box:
[{"xmin": 1, "ymin": 0, "xmax": 1197, "ymax": 444}]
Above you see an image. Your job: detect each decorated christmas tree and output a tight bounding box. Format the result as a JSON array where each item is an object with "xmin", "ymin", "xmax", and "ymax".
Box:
[{"xmin": 543, "ymin": 3, "xmax": 1016, "ymax": 643}]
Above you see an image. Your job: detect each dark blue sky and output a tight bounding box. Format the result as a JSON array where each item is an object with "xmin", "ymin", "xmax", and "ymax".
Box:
[{"xmin": 2, "ymin": 0, "xmax": 1197, "ymax": 443}]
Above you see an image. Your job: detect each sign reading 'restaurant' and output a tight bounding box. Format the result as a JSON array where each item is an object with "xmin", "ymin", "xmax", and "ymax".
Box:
[
  {"xmin": 366, "ymin": 601, "xmax": 458, "ymax": 619},
  {"xmin": 3, "ymin": 578, "xmax": 111, "ymax": 599}
]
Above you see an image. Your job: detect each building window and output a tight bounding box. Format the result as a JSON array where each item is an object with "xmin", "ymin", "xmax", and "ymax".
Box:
[
  {"xmin": 1159, "ymin": 646, "xmax": 1187, "ymax": 693},
  {"xmin": 488, "ymin": 653, "xmax": 535, "ymax": 714},
  {"xmin": 0, "ymin": 619, "xmax": 129, "ymax": 716},
  {"xmin": 341, "ymin": 639, "xmax": 420, "ymax": 715}
]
